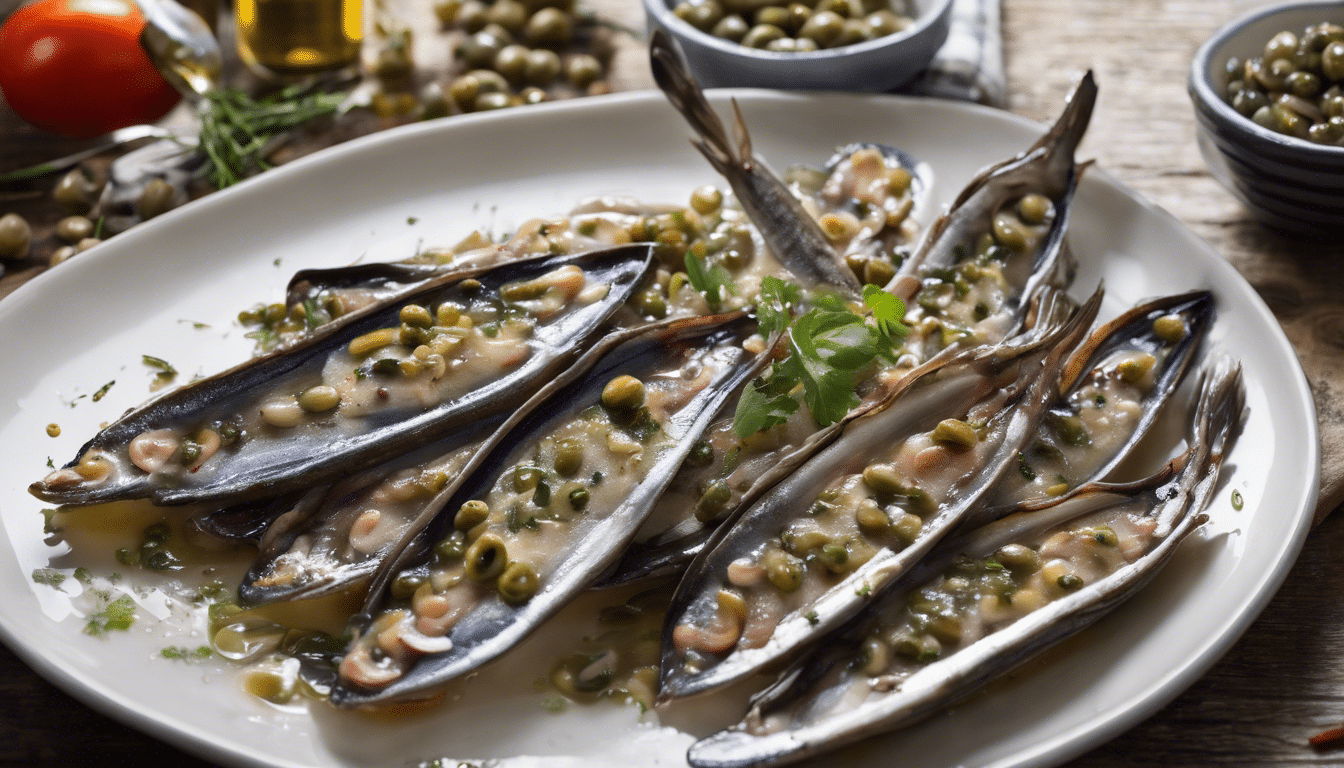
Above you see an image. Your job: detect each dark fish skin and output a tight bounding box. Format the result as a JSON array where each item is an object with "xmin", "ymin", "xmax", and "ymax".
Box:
[{"xmin": 649, "ymin": 30, "xmax": 863, "ymax": 297}]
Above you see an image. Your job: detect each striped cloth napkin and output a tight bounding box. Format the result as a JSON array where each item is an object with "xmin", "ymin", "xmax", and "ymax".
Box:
[{"xmin": 904, "ymin": 0, "xmax": 1005, "ymax": 107}]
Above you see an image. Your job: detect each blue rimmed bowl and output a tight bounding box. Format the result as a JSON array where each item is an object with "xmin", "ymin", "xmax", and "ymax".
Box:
[
  {"xmin": 643, "ymin": 0, "xmax": 954, "ymax": 92},
  {"xmin": 1189, "ymin": 0, "xmax": 1344, "ymax": 237}
]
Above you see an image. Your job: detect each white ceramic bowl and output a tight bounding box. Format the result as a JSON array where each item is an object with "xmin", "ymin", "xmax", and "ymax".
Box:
[
  {"xmin": 643, "ymin": 0, "xmax": 954, "ymax": 91},
  {"xmin": 1188, "ymin": 1, "xmax": 1344, "ymax": 236}
]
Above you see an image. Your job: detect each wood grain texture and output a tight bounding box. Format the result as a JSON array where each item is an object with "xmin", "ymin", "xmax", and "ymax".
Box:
[{"xmin": 1, "ymin": 0, "xmax": 1342, "ymax": 766}]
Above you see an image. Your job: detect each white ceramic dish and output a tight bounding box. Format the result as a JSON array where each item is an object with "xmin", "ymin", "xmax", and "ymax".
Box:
[{"xmin": 0, "ymin": 91, "xmax": 1317, "ymax": 768}]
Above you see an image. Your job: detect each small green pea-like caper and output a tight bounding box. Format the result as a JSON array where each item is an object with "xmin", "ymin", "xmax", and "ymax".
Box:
[
  {"xmin": 674, "ymin": 0, "xmax": 724, "ymax": 31},
  {"xmin": 137, "ymin": 178, "xmax": 178, "ymax": 221},
  {"xmin": 464, "ymin": 533, "xmax": 508, "ymax": 581},
  {"xmin": 513, "ymin": 466, "xmax": 544, "ymax": 492},
  {"xmin": 695, "ymin": 479, "xmax": 733, "ymax": 523},
  {"xmin": 0, "ymin": 213, "xmax": 32, "ymax": 262},
  {"xmin": 1116, "ymin": 352, "xmax": 1156, "ymax": 384},
  {"xmin": 741, "ymin": 23, "xmax": 786, "ymax": 49},
  {"xmin": 399, "ymin": 304, "xmax": 434, "ymax": 328},
  {"xmin": 475, "ymin": 91, "xmax": 513, "ymax": 112},
  {"xmin": 931, "ymin": 418, "xmax": 977, "ymax": 450},
  {"xmin": 863, "ymin": 257, "xmax": 895, "ymax": 287},
  {"xmin": 553, "ymin": 437, "xmax": 584, "ymax": 477},
  {"xmin": 1056, "ymin": 573, "xmax": 1085, "ymax": 590},
  {"xmin": 525, "ymin": 7, "xmax": 573, "ymax": 47},
  {"xmin": 818, "ymin": 542, "xmax": 849, "ymax": 573},
  {"xmin": 455, "ymin": 499, "xmax": 491, "ymax": 530},
  {"xmin": 861, "ymin": 463, "xmax": 905, "ymax": 497},
  {"xmin": 55, "ymin": 216, "xmax": 95, "ymax": 244},
  {"xmin": 494, "ymin": 44, "xmax": 531, "ymax": 84},
  {"xmin": 1090, "ymin": 526, "xmax": 1119, "ymax": 546},
  {"xmin": 685, "ymin": 440, "xmax": 714, "ymax": 467},
  {"xmin": 457, "ymin": 0, "xmax": 489, "ymax": 31},
  {"xmin": 497, "ymin": 560, "xmax": 539, "ymax": 603},
  {"xmin": 712, "ymin": 14, "xmax": 750, "ymax": 41},
  {"xmin": 766, "ymin": 551, "xmax": 804, "ymax": 592},
  {"xmin": 487, "ymin": 0, "xmax": 529, "ymax": 33},
  {"xmin": 435, "ymin": 530, "xmax": 468, "ymax": 560},
  {"xmin": 1152, "ymin": 313, "xmax": 1188, "ymax": 343},
  {"xmin": 564, "ymin": 53, "xmax": 602, "ymax": 89},
  {"xmin": 854, "ymin": 499, "xmax": 890, "ymax": 534},
  {"xmin": 1016, "ymin": 193, "xmax": 1053, "ymax": 225},
  {"xmin": 296, "ymin": 385, "xmax": 340, "ymax": 413},
  {"xmin": 524, "ymin": 48, "xmax": 562, "ymax": 85},
  {"xmin": 993, "ymin": 543, "xmax": 1040, "ymax": 573},
  {"xmin": 391, "ymin": 572, "xmax": 427, "ymax": 600},
  {"xmin": 53, "ymin": 168, "xmax": 100, "ymax": 214},
  {"xmin": 636, "ymin": 288, "xmax": 668, "ymax": 319},
  {"xmin": 567, "ymin": 486, "xmax": 590, "ymax": 511},
  {"xmin": 601, "ymin": 374, "xmax": 645, "ymax": 414}
]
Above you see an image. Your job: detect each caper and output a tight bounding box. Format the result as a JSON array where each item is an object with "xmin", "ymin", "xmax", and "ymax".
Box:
[
  {"xmin": 1288, "ymin": 70, "xmax": 1323, "ymax": 100},
  {"xmin": 690, "ymin": 184, "xmax": 723, "ymax": 215},
  {"xmin": 567, "ymin": 486, "xmax": 590, "ymax": 511},
  {"xmin": 686, "ymin": 440, "xmax": 714, "ymax": 467},
  {"xmin": 487, "ymin": 0, "xmax": 529, "ymax": 33},
  {"xmin": 525, "ymin": 7, "xmax": 573, "ymax": 47},
  {"xmin": 434, "ymin": 530, "xmax": 467, "ymax": 560},
  {"xmin": 1326, "ymin": 42, "xmax": 1344, "ymax": 81},
  {"xmin": 1232, "ymin": 87, "xmax": 1268, "ymax": 117},
  {"xmin": 391, "ymin": 572, "xmax": 427, "ymax": 600},
  {"xmin": 863, "ymin": 257, "xmax": 895, "ymax": 286},
  {"xmin": 399, "ymin": 304, "xmax": 433, "ymax": 328},
  {"xmin": 741, "ymin": 23, "xmax": 786, "ymax": 48},
  {"xmin": 636, "ymin": 288, "xmax": 668, "ymax": 319},
  {"xmin": 564, "ymin": 53, "xmax": 602, "ymax": 89},
  {"xmin": 449, "ymin": 74, "xmax": 483, "ymax": 111},
  {"xmin": 861, "ymin": 463, "xmax": 905, "ymax": 497},
  {"xmin": 137, "ymin": 178, "xmax": 178, "ymax": 221},
  {"xmin": 459, "ymin": 30, "xmax": 508, "ymax": 69},
  {"xmin": 712, "ymin": 14, "xmax": 750, "ymax": 41},
  {"xmin": 1116, "ymin": 352, "xmax": 1156, "ymax": 384},
  {"xmin": 991, "ymin": 212, "xmax": 1028, "ymax": 251},
  {"xmin": 834, "ymin": 17, "xmax": 868, "ymax": 46},
  {"xmin": 815, "ymin": 0, "xmax": 849, "ymax": 17},
  {"xmin": 494, "ymin": 44, "xmax": 531, "ymax": 84},
  {"xmin": 1091, "ymin": 526, "xmax": 1119, "ymax": 546},
  {"xmin": 475, "ymin": 91, "xmax": 513, "ymax": 112},
  {"xmin": 1016, "ymin": 193, "xmax": 1053, "ymax": 225},
  {"xmin": 52, "ymin": 169, "xmax": 100, "ymax": 214},
  {"xmin": 469, "ymin": 68, "xmax": 510, "ymax": 94},
  {"xmin": 457, "ymin": 0, "xmax": 489, "ymax": 31},
  {"xmin": 993, "ymin": 543, "xmax": 1040, "ymax": 573},
  {"xmin": 890, "ymin": 510, "xmax": 921, "ymax": 544},
  {"xmin": 55, "ymin": 215, "xmax": 94, "ymax": 244},
  {"xmin": 433, "ymin": 0, "xmax": 462, "ymax": 25},
  {"xmin": 854, "ymin": 499, "xmax": 889, "ymax": 534},
  {"xmin": 1056, "ymin": 573, "xmax": 1084, "ymax": 590},
  {"xmin": 818, "ymin": 543, "xmax": 849, "ymax": 573},
  {"xmin": 464, "ymin": 533, "xmax": 508, "ymax": 581},
  {"xmin": 931, "ymin": 418, "xmax": 977, "ymax": 450},
  {"xmin": 49, "ymin": 245, "xmax": 76, "ymax": 268},
  {"xmin": 455, "ymin": 499, "xmax": 491, "ymax": 530},
  {"xmin": 497, "ymin": 561, "xmax": 539, "ymax": 603},
  {"xmin": 864, "ymin": 9, "xmax": 905, "ymax": 37},
  {"xmin": 0, "ymin": 213, "xmax": 32, "ymax": 261},
  {"xmin": 296, "ymin": 385, "xmax": 340, "ymax": 413},
  {"xmin": 695, "ymin": 479, "xmax": 733, "ymax": 523},
  {"xmin": 519, "ymin": 86, "xmax": 547, "ymax": 104},
  {"xmin": 1265, "ymin": 31, "xmax": 1299, "ymax": 63},
  {"xmin": 601, "ymin": 374, "xmax": 645, "ymax": 414},
  {"xmin": 674, "ymin": 0, "xmax": 723, "ymax": 31},
  {"xmin": 524, "ymin": 48, "xmax": 562, "ymax": 85},
  {"xmin": 757, "ymin": 6, "xmax": 789, "ymax": 30},
  {"xmin": 797, "ymin": 9, "xmax": 843, "ymax": 47},
  {"xmin": 373, "ymin": 44, "xmax": 413, "ymax": 84},
  {"xmin": 553, "ymin": 437, "xmax": 584, "ymax": 477},
  {"xmin": 764, "ymin": 549, "xmax": 804, "ymax": 592},
  {"xmin": 513, "ymin": 466, "xmax": 544, "ymax": 492}
]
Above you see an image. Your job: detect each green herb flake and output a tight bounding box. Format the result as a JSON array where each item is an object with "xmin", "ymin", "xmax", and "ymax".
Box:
[
  {"xmin": 161, "ymin": 645, "xmax": 213, "ymax": 660},
  {"xmin": 684, "ymin": 250, "xmax": 735, "ymax": 309},
  {"xmin": 805, "ymin": 611, "xmax": 819, "ymax": 626},
  {"xmin": 274, "ymin": 258, "xmax": 282, "ymax": 267},
  {"xmin": 31, "ymin": 568, "xmax": 66, "ymax": 588},
  {"xmin": 40, "ymin": 508, "xmax": 59, "ymax": 534},
  {"xmin": 142, "ymin": 356, "xmax": 178, "ymax": 390},
  {"xmin": 1232, "ymin": 490, "xmax": 1244, "ymax": 511},
  {"xmin": 407, "ymin": 216, "xmax": 419, "ymax": 225},
  {"xmin": 46, "ymin": 457, "xmax": 54, "ymax": 469},
  {"xmin": 73, "ymin": 567, "xmax": 92, "ymax": 584},
  {"xmin": 863, "ymin": 284, "xmax": 911, "ymax": 342},
  {"xmin": 84, "ymin": 595, "xmax": 136, "ymax": 636},
  {"xmin": 855, "ymin": 583, "xmax": 871, "ymax": 597},
  {"xmin": 91, "ymin": 380, "xmax": 115, "ymax": 402}
]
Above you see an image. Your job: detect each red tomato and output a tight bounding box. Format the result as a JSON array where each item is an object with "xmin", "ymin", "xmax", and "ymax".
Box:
[{"xmin": 0, "ymin": 0, "xmax": 182, "ymax": 138}]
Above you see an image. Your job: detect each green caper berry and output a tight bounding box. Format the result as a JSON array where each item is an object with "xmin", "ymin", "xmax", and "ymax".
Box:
[
  {"xmin": 1232, "ymin": 87, "xmax": 1269, "ymax": 117},
  {"xmin": 178, "ymin": 440, "xmax": 202, "ymax": 465},
  {"xmin": 797, "ymin": 9, "xmax": 844, "ymax": 47},
  {"xmin": 1264, "ymin": 30, "xmax": 1298, "ymax": 63},
  {"xmin": 695, "ymin": 479, "xmax": 733, "ymax": 523},
  {"xmin": 863, "ymin": 9, "xmax": 904, "ymax": 37},
  {"xmin": 145, "ymin": 550, "xmax": 179, "ymax": 571},
  {"xmin": 1324, "ymin": 42, "xmax": 1344, "ymax": 81},
  {"xmin": 116, "ymin": 547, "xmax": 139, "ymax": 566},
  {"xmin": 449, "ymin": 74, "xmax": 482, "ymax": 111},
  {"xmin": 524, "ymin": 48, "xmax": 561, "ymax": 85},
  {"xmin": 553, "ymin": 438, "xmax": 583, "ymax": 477},
  {"xmin": 863, "ymin": 258, "xmax": 895, "ymax": 286},
  {"xmin": 391, "ymin": 573, "xmax": 426, "ymax": 600},
  {"xmin": 435, "ymin": 531, "xmax": 467, "ymax": 560},
  {"xmin": 1251, "ymin": 104, "xmax": 1276, "ymax": 131},
  {"xmin": 400, "ymin": 304, "xmax": 433, "ymax": 328},
  {"xmin": 636, "ymin": 289, "xmax": 668, "ymax": 319},
  {"xmin": 741, "ymin": 23, "xmax": 786, "ymax": 48},
  {"xmin": 931, "ymin": 419, "xmax": 977, "ymax": 450},
  {"xmin": 137, "ymin": 178, "xmax": 177, "ymax": 221},
  {"xmin": 890, "ymin": 510, "xmax": 922, "ymax": 544},
  {"xmin": 815, "ymin": 0, "xmax": 849, "ymax": 17},
  {"xmin": 433, "ymin": 0, "xmax": 462, "ymax": 24},
  {"xmin": 497, "ymin": 561, "xmax": 539, "ymax": 604},
  {"xmin": 601, "ymin": 375, "xmax": 645, "ymax": 414},
  {"xmin": 455, "ymin": 499, "xmax": 490, "ymax": 530},
  {"xmin": 991, "ymin": 212, "xmax": 1028, "ymax": 251},
  {"xmin": 475, "ymin": 91, "xmax": 512, "ymax": 112},
  {"xmin": 52, "ymin": 169, "xmax": 101, "ymax": 214},
  {"xmin": 819, "ymin": 543, "xmax": 849, "ymax": 572},
  {"xmin": 0, "ymin": 213, "xmax": 32, "ymax": 261},
  {"xmin": 1152, "ymin": 314, "xmax": 1187, "ymax": 343},
  {"xmin": 993, "ymin": 543, "xmax": 1040, "ymax": 573},
  {"xmin": 564, "ymin": 53, "xmax": 602, "ymax": 89},
  {"xmin": 55, "ymin": 216, "xmax": 95, "ymax": 244},
  {"xmin": 675, "ymin": 0, "xmax": 723, "ymax": 31},
  {"xmin": 494, "ymin": 44, "xmax": 531, "ymax": 84},
  {"xmin": 460, "ymin": 30, "xmax": 508, "ymax": 69},
  {"xmin": 1117, "ymin": 353, "xmax": 1156, "ymax": 384},
  {"xmin": 1057, "ymin": 573, "xmax": 1084, "ymax": 590},
  {"xmin": 469, "ymin": 69, "xmax": 510, "ymax": 94},
  {"xmin": 766, "ymin": 553, "xmax": 804, "ymax": 592},
  {"xmin": 854, "ymin": 499, "xmax": 890, "ymax": 534},
  {"xmin": 525, "ymin": 7, "xmax": 573, "ymax": 47},
  {"xmin": 464, "ymin": 533, "xmax": 508, "ymax": 581},
  {"xmin": 862, "ymin": 463, "xmax": 905, "ymax": 497},
  {"xmin": 567, "ymin": 487, "xmax": 590, "ymax": 511},
  {"xmin": 712, "ymin": 14, "xmax": 749, "ymax": 41},
  {"xmin": 689, "ymin": 185, "xmax": 723, "ymax": 215},
  {"xmin": 1016, "ymin": 193, "xmax": 1052, "ymax": 225},
  {"xmin": 685, "ymin": 440, "xmax": 714, "ymax": 467},
  {"xmin": 486, "ymin": 0, "xmax": 529, "ymax": 33},
  {"xmin": 1286, "ymin": 70, "xmax": 1322, "ymax": 99},
  {"xmin": 756, "ymin": 6, "xmax": 789, "ymax": 30},
  {"xmin": 457, "ymin": 0, "xmax": 489, "ymax": 31},
  {"xmin": 297, "ymin": 385, "xmax": 340, "ymax": 413}
]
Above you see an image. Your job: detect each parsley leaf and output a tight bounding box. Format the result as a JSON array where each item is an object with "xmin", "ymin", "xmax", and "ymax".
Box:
[
  {"xmin": 685, "ymin": 251, "xmax": 734, "ymax": 309},
  {"xmin": 863, "ymin": 284, "xmax": 911, "ymax": 343},
  {"xmin": 733, "ymin": 378, "xmax": 800, "ymax": 438},
  {"xmin": 756, "ymin": 276, "xmax": 801, "ymax": 336}
]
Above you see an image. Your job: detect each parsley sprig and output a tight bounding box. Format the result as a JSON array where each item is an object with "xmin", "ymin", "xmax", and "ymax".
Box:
[{"xmin": 734, "ymin": 279, "xmax": 910, "ymax": 437}]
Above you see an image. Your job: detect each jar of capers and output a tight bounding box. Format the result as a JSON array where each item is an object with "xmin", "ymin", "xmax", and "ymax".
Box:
[
  {"xmin": 670, "ymin": 0, "xmax": 914, "ymax": 53},
  {"xmin": 1223, "ymin": 21, "xmax": 1344, "ymax": 145}
]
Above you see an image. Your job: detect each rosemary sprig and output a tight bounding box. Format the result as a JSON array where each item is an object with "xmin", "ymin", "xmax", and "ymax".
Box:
[{"xmin": 198, "ymin": 86, "xmax": 347, "ymax": 188}]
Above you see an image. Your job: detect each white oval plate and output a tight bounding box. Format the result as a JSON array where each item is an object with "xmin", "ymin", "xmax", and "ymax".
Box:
[{"xmin": 0, "ymin": 91, "xmax": 1317, "ymax": 768}]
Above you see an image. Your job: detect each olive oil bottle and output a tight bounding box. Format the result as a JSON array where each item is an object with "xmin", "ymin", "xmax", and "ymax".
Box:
[{"xmin": 235, "ymin": 0, "xmax": 363, "ymax": 76}]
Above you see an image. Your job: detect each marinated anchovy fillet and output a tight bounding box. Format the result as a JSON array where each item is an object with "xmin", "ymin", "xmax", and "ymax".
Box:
[
  {"xmin": 686, "ymin": 360, "xmax": 1244, "ymax": 768},
  {"xmin": 657, "ymin": 289, "xmax": 1101, "ymax": 702},
  {"xmin": 30, "ymin": 245, "xmax": 652, "ymax": 507},
  {"xmin": 331, "ymin": 314, "xmax": 766, "ymax": 705}
]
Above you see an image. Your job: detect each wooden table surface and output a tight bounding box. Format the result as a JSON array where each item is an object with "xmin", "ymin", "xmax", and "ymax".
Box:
[{"xmin": 3, "ymin": 0, "xmax": 1344, "ymax": 765}]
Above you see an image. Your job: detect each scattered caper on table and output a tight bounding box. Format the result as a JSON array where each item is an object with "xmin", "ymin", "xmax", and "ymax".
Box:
[
  {"xmin": 1223, "ymin": 22, "xmax": 1344, "ymax": 145},
  {"xmin": 0, "ymin": 213, "xmax": 32, "ymax": 261}
]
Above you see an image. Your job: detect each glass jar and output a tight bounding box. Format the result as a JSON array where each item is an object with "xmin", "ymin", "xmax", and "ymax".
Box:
[{"xmin": 235, "ymin": 0, "xmax": 363, "ymax": 77}]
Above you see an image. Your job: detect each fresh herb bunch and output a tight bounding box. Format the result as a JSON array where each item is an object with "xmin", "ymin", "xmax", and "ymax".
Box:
[
  {"xmin": 198, "ymin": 86, "xmax": 347, "ymax": 189},
  {"xmin": 734, "ymin": 278, "xmax": 910, "ymax": 437}
]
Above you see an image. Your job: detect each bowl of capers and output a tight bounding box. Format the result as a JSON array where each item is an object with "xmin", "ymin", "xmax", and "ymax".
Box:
[
  {"xmin": 1189, "ymin": 1, "xmax": 1344, "ymax": 236},
  {"xmin": 644, "ymin": 0, "xmax": 954, "ymax": 92}
]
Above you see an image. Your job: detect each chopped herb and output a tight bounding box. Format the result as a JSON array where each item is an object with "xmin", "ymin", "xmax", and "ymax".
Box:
[
  {"xmin": 755, "ymin": 276, "xmax": 801, "ymax": 336},
  {"xmin": 1094, "ymin": 394, "xmax": 1106, "ymax": 406},
  {"xmin": 805, "ymin": 611, "xmax": 819, "ymax": 626},
  {"xmin": 92, "ymin": 380, "xmax": 115, "ymax": 402},
  {"xmin": 855, "ymin": 583, "xmax": 871, "ymax": 597},
  {"xmin": 273, "ymin": 258, "xmax": 282, "ymax": 266},
  {"xmin": 407, "ymin": 216, "xmax": 418, "ymax": 225},
  {"xmin": 40, "ymin": 508, "xmax": 59, "ymax": 534},
  {"xmin": 1232, "ymin": 489, "xmax": 1244, "ymax": 510},
  {"xmin": 45, "ymin": 457, "xmax": 54, "ymax": 469},
  {"xmin": 142, "ymin": 356, "xmax": 178, "ymax": 390},
  {"xmin": 181, "ymin": 320, "xmax": 210, "ymax": 329},
  {"xmin": 591, "ymin": 471, "xmax": 603, "ymax": 485},
  {"xmin": 92, "ymin": 215, "xmax": 105, "ymax": 240},
  {"xmin": 161, "ymin": 645, "xmax": 213, "ymax": 660},
  {"xmin": 31, "ymin": 568, "xmax": 65, "ymax": 587},
  {"xmin": 1017, "ymin": 452, "xmax": 1036, "ymax": 481},
  {"xmin": 84, "ymin": 594, "xmax": 136, "ymax": 636},
  {"xmin": 302, "ymin": 299, "xmax": 322, "ymax": 332},
  {"xmin": 684, "ymin": 250, "xmax": 734, "ymax": 309},
  {"xmin": 73, "ymin": 567, "xmax": 92, "ymax": 584}
]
